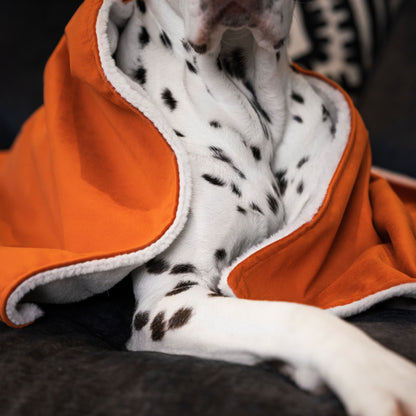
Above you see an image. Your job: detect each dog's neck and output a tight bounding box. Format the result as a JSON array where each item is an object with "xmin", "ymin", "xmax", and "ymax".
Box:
[
  {"xmin": 160, "ymin": 1, "xmax": 290, "ymax": 140},
  {"xmin": 118, "ymin": 1, "xmax": 293, "ymax": 150}
]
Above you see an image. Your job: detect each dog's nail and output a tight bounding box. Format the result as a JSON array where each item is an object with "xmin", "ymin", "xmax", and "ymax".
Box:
[{"xmin": 189, "ymin": 41, "xmax": 207, "ymax": 54}]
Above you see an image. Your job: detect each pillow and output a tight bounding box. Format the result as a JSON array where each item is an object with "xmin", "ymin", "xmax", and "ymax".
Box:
[{"xmin": 289, "ymin": 0, "xmax": 405, "ymax": 92}]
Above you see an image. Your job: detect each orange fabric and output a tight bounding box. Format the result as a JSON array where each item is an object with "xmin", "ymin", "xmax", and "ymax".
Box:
[
  {"xmin": 1, "ymin": 0, "xmax": 416, "ymax": 328},
  {"xmin": 0, "ymin": 0, "xmax": 180, "ymax": 327},
  {"xmin": 227, "ymin": 71, "xmax": 416, "ymax": 308}
]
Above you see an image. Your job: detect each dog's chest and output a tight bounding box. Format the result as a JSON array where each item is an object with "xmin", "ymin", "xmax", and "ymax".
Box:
[
  {"xmin": 116, "ymin": 9, "xmax": 286, "ymax": 271},
  {"xmin": 153, "ymin": 58, "xmax": 284, "ymax": 261}
]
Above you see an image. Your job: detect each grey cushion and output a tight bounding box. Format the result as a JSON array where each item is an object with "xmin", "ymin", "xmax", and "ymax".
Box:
[{"xmin": 1, "ymin": 278, "xmax": 415, "ymax": 416}]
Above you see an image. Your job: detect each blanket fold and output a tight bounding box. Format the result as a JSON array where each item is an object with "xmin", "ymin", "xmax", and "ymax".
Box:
[
  {"xmin": 222, "ymin": 107, "xmax": 416, "ymax": 314},
  {"xmin": 1, "ymin": 0, "xmax": 415, "ymax": 328}
]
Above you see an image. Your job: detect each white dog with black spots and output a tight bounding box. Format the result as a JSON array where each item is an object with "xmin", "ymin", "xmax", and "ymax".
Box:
[{"xmin": 114, "ymin": 1, "xmax": 416, "ymax": 415}]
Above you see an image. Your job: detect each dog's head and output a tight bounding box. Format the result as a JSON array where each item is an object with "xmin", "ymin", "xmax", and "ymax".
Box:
[{"xmin": 165, "ymin": 0, "xmax": 295, "ymax": 53}]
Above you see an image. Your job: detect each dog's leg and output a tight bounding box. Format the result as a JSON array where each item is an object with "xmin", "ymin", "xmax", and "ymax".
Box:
[{"xmin": 129, "ymin": 270, "xmax": 416, "ymax": 416}]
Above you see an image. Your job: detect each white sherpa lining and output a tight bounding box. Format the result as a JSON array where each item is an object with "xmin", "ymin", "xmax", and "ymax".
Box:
[{"xmin": 329, "ymin": 283, "xmax": 416, "ymax": 318}]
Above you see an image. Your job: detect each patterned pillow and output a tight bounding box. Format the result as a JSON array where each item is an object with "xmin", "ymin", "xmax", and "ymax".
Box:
[{"xmin": 289, "ymin": 0, "xmax": 405, "ymax": 92}]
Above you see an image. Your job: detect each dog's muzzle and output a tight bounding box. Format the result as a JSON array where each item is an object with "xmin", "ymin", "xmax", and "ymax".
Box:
[
  {"xmin": 188, "ymin": 0, "xmax": 291, "ymax": 54},
  {"xmin": 213, "ymin": 0, "xmax": 260, "ymax": 28}
]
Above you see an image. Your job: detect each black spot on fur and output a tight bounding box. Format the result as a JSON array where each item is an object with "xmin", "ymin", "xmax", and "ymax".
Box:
[
  {"xmin": 237, "ymin": 205, "xmax": 247, "ymax": 215},
  {"xmin": 189, "ymin": 41, "xmax": 207, "ymax": 54},
  {"xmin": 244, "ymin": 80, "xmax": 255, "ymax": 96},
  {"xmin": 161, "ymin": 88, "xmax": 177, "ymax": 111},
  {"xmin": 297, "ymin": 156, "xmax": 309, "ymax": 169},
  {"xmin": 215, "ymin": 249, "xmax": 227, "ymax": 262},
  {"xmin": 274, "ymin": 37, "xmax": 286, "ymax": 50},
  {"xmin": 223, "ymin": 48, "xmax": 246, "ymax": 79},
  {"xmin": 297, "ymin": 181, "xmax": 304, "ymax": 194},
  {"xmin": 186, "ymin": 60, "xmax": 198, "ymax": 74},
  {"xmin": 134, "ymin": 311, "xmax": 150, "ymax": 331},
  {"xmin": 267, "ymin": 193, "xmax": 279, "ymax": 215},
  {"xmin": 251, "ymin": 146, "xmax": 262, "ymax": 161},
  {"xmin": 293, "ymin": 115, "xmax": 303, "ymax": 123},
  {"xmin": 291, "ymin": 92, "xmax": 305, "ymax": 104},
  {"xmin": 170, "ymin": 264, "xmax": 197, "ymax": 275},
  {"xmin": 146, "ymin": 258, "xmax": 170, "ymax": 274},
  {"xmin": 243, "ymin": 82, "xmax": 271, "ymax": 126},
  {"xmin": 136, "ymin": 0, "xmax": 146, "ymax": 13},
  {"xmin": 139, "ymin": 26, "xmax": 150, "ymax": 47},
  {"xmin": 209, "ymin": 121, "xmax": 221, "ymax": 128},
  {"xmin": 234, "ymin": 168, "xmax": 246, "ymax": 180},
  {"xmin": 160, "ymin": 31, "xmax": 172, "ymax": 49},
  {"xmin": 210, "ymin": 146, "xmax": 231, "ymax": 164},
  {"xmin": 276, "ymin": 51, "xmax": 281, "ymax": 62},
  {"xmin": 182, "ymin": 40, "xmax": 191, "ymax": 52},
  {"xmin": 216, "ymin": 56, "xmax": 223, "ymax": 71},
  {"xmin": 272, "ymin": 183, "xmax": 280, "ymax": 196},
  {"xmin": 324, "ymin": 113, "xmax": 336, "ymax": 135},
  {"xmin": 202, "ymin": 174, "xmax": 226, "ymax": 187},
  {"xmin": 322, "ymin": 105, "xmax": 330, "ymax": 122},
  {"xmin": 252, "ymin": 98, "xmax": 272, "ymax": 124},
  {"xmin": 151, "ymin": 312, "xmax": 166, "ymax": 341},
  {"xmin": 166, "ymin": 281, "xmax": 198, "ymax": 296},
  {"xmin": 231, "ymin": 183, "xmax": 242, "ymax": 197},
  {"xmin": 168, "ymin": 308, "xmax": 193, "ymax": 330},
  {"xmin": 174, "ymin": 130, "xmax": 185, "ymax": 137},
  {"xmin": 209, "ymin": 147, "xmax": 245, "ymax": 179},
  {"xmin": 250, "ymin": 202, "xmax": 264, "ymax": 215},
  {"xmin": 135, "ymin": 66, "xmax": 147, "ymax": 85},
  {"xmin": 275, "ymin": 170, "xmax": 288, "ymax": 196}
]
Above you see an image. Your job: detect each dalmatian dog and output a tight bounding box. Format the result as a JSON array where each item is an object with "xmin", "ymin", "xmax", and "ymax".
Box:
[{"xmin": 115, "ymin": 1, "xmax": 416, "ymax": 414}]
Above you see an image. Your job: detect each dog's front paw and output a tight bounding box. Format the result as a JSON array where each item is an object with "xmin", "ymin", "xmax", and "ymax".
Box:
[{"xmin": 328, "ymin": 342, "xmax": 416, "ymax": 416}]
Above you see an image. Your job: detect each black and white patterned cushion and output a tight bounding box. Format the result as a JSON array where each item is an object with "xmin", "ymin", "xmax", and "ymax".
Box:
[{"xmin": 289, "ymin": 0, "xmax": 404, "ymax": 92}]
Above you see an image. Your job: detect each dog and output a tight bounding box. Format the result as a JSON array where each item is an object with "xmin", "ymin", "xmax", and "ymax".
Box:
[{"xmin": 114, "ymin": 1, "xmax": 416, "ymax": 415}]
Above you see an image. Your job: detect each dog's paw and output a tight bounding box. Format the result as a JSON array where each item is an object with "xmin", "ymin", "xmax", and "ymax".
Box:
[{"xmin": 328, "ymin": 343, "xmax": 416, "ymax": 416}]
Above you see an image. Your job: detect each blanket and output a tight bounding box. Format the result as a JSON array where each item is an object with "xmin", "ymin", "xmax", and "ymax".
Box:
[{"xmin": 1, "ymin": 0, "xmax": 416, "ymax": 329}]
